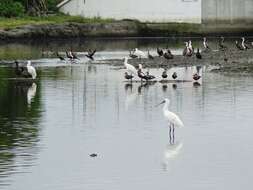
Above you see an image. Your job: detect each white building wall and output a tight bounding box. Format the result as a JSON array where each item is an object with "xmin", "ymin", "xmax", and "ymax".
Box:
[{"xmin": 60, "ymin": 0, "xmax": 202, "ymax": 23}]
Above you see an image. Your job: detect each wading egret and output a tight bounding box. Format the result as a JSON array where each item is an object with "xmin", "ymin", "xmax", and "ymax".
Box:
[
  {"xmin": 156, "ymin": 98, "xmax": 184, "ymax": 141},
  {"xmin": 27, "ymin": 61, "xmax": 37, "ymax": 79}
]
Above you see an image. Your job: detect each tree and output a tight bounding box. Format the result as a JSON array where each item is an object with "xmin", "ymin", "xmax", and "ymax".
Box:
[{"xmin": 27, "ymin": 0, "xmax": 47, "ymax": 16}]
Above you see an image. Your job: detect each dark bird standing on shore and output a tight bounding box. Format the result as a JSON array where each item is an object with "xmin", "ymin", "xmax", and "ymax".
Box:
[
  {"xmin": 129, "ymin": 50, "xmax": 138, "ymax": 59},
  {"xmin": 219, "ymin": 37, "xmax": 227, "ymax": 51},
  {"xmin": 137, "ymin": 69, "xmax": 155, "ymax": 82},
  {"xmin": 15, "ymin": 61, "xmax": 31, "ymax": 78},
  {"xmin": 193, "ymin": 73, "xmax": 201, "ymax": 81},
  {"xmin": 66, "ymin": 51, "xmax": 74, "ymax": 60},
  {"xmin": 157, "ymin": 48, "xmax": 164, "ymax": 57},
  {"xmin": 203, "ymin": 37, "xmax": 211, "ymax": 51},
  {"xmin": 70, "ymin": 51, "xmax": 79, "ymax": 60},
  {"xmin": 162, "ymin": 69, "xmax": 168, "ymax": 79},
  {"xmin": 164, "ymin": 49, "xmax": 174, "ymax": 59},
  {"xmin": 85, "ymin": 49, "xmax": 96, "ymax": 60},
  {"xmin": 235, "ymin": 41, "xmax": 244, "ymax": 51},
  {"xmin": 56, "ymin": 52, "xmax": 65, "ymax": 60},
  {"xmin": 196, "ymin": 48, "xmax": 202, "ymax": 59},
  {"xmin": 125, "ymin": 72, "xmax": 134, "ymax": 82},
  {"xmin": 148, "ymin": 50, "xmax": 154, "ymax": 59},
  {"xmin": 172, "ymin": 72, "xmax": 177, "ymax": 80}
]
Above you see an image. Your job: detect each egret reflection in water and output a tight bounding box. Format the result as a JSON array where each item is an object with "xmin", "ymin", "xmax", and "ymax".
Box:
[
  {"xmin": 27, "ymin": 83, "xmax": 37, "ymax": 106},
  {"xmin": 162, "ymin": 141, "xmax": 183, "ymax": 171}
]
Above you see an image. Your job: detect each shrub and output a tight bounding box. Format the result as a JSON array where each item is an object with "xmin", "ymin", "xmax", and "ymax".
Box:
[{"xmin": 0, "ymin": 0, "xmax": 25, "ymax": 17}]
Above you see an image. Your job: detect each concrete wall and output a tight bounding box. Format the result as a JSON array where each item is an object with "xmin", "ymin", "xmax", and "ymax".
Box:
[
  {"xmin": 202, "ymin": 0, "xmax": 253, "ymax": 24},
  {"xmin": 60, "ymin": 0, "xmax": 202, "ymax": 23}
]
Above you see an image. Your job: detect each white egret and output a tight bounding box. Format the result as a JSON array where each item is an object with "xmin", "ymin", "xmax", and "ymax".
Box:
[
  {"xmin": 124, "ymin": 57, "xmax": 137, "ymax": 76},
  {"xmin": 27, "ymin": 61, "xmax": 37, "ymax": 79},
  {"xmin": 157, "ymin": 98, "xmax": 184, "ymax": 140},
  {"xmin": 133, "ymin": 48, "xmax": 146, "ymax": 58}
]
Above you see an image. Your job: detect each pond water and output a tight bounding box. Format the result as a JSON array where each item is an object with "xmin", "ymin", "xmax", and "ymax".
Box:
[{"xmin": 0, "ymin": 38, "xmax": 253, "ymax": 190}]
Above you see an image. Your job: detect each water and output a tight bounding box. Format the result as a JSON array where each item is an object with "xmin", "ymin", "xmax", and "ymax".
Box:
[{"xmin": 0, "ymin": 39, "xmax": 253, "ymax": 189}]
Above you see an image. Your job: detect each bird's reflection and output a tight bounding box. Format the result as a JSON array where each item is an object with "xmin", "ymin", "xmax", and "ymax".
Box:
[
  {"xmin": 137, "ymin": 82, "xmax": 156, "ymax": 94},
  {"xmin": 27, "ymin": 83, "xmax": 37, "ymax": 106},
  {"xmin": 162, "ymin": 141, "xmax": 183, "ymax": 171},
  {"xmin": 162, "ymin": 84, "xmax": 168, "ymax": 92},
  {"xmin": 193, "ymin": 81, "xmax": 201, "ymax": 87},
  {"xmin": 87, "ymin": 63, "xmax": 97, "ymax": 73},
  {"xmin": 172, "ymin": 84, "xmax": 177, "ymax": 89},
  {"xmin": 124, "ymin": 84, "xmax": 137, "ymax": 111},
  {"xmin": 124, "ymin": 83, "xmax": 133, "ymax": 92}
]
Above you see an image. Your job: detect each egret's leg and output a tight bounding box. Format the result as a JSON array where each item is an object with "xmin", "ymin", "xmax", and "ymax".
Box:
[
  {"xmin": 169, "ymin": 124, "xmax": 172, "ymax": 144},
  {"xmin": 172, "ymin": 124, "xmax": 175, "ymax": 144}
]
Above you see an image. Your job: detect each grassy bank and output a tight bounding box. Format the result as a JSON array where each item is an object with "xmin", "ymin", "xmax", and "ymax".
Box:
[{"xmin": 0, "ymin": 15, "xmax": 115, "ymax": 29}]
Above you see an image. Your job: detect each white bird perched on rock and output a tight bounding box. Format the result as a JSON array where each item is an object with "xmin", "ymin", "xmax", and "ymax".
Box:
[
  {"xmin": 27, "ymin": 60, "xmax": 37, "ymax": 79},
  {"xmin": 133, "ymin": 48, "xmax": 146, "ymax": 58},
  {"xmin": 124, "ymin": 57, "xmax": 137, "ymax": 76},
  {"xmin": 156, "ymin": 98, "xmax": 184, "ymax": 141}
]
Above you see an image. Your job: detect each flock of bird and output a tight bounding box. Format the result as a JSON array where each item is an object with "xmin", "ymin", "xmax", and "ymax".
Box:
[
  {"xmin": 13, "ymin": 36, "xmax": 252, "ymax": 139},
  {"xmin": 124, "ymin": 36, "xmax": 253, "ymax": 83}
]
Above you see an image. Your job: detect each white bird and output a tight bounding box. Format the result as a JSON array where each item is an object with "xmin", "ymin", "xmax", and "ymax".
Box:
[
  {"xmin": 27, "ymin": 61, "xmax": 37, "ymax": 79},
  {"xmin": 124, "ymin": 57, "xmax": 137, "ymax": 76},
  {"xmin": 133, "ymin": 48, "xmax": 146, "ymax": 58},
  {"xmin": 157, "ymin": 98, "xmax": 184, "ymax": 140}
]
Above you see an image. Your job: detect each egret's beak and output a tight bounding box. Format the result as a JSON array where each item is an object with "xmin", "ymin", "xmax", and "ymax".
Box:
[{"xmin": 155, "ymin": 100, "xmax": 165, "ymax": 107}]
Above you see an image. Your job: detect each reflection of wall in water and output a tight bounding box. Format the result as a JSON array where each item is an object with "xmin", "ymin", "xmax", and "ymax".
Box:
[{"xmin": 202, "ymin": 0, "xmax": 253, "ymax": 24}]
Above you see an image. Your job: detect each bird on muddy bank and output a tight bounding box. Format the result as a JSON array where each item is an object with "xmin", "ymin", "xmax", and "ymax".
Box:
[
  {"xmin": 137, "ymin": 68, "xmax": 155, "ymax": 82},
  {"xmin": 66, "ymin": 51, "xmax": 74, "ymax": 60},
  {"xmin": 162, "ymin": 69, "xmax": 168, "ymax": 79},
  {"xmin": 203, "ymin": 37, "xmax": 211, "ymax": 51},
  {"xmin": 193, "ymin": 73, "xmax": 201, "ymax": 81},
  {"xmin": 219, "ymin": 36, "xmax": 227, "ymax": 51},
  {"xmin": 188, "ymin": 40, "xmax": 194, "ymax": 54},
  {"xmin": 235, "ymin": 41, "xmax": 244, "ymax": 51},
  {"xmin": 241, "ymin": 37, "xmax": 250, "ymax": 50},
  {"xmin": 85, "ymin": 49, "xmax": 96, "ymax": 60},
  {"xmin": 15, "ymin": 60, "xmax": 32, "ymax": 78},
  {"xmin": 157, "ymin": 47, "xmax": 164, "ymax": 57},
  {"xmin": 129, "ymin": 50, "xmax": 138, "ymax": 59},
  {"xmin": 148, "ymin": 50, "xmax": 154, "ymax": 59},
  {"xmin": 56, "ymin": 52, "xmax": 65, "ymax": 61},
  {"xmin": 164, "ymin": 49, "xmax": 174, "ymax": 60},
  {"xmin": 70, "ymin": 51, "xmax": 79, "ymax": 60},
  {"xmin": 124, "ymin": 72, "xmax": 134, "ymax": 82},
  {"xmin": 172, "ymin": 72, "xmax": 177, "ymax": 80}
]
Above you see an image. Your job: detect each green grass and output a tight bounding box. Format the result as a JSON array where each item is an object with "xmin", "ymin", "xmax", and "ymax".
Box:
[{"xmin": 0, "ymin": 15, "xmax": 115, "ymax": 29}]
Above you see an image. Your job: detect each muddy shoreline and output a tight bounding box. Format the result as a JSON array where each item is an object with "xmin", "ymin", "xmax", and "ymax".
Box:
[
  {"xmin": 1, "ymin": 48, "xmax": 253, "ymax": 73},
  {"xmin": 1, "ymin": 21, "xmax": 253, "ymax": 40}
]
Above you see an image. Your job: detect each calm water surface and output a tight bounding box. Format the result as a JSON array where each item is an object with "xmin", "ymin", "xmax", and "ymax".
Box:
[{"xmin": 0, "ymin": 39, "xmax": 253, "ymax": 189}]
